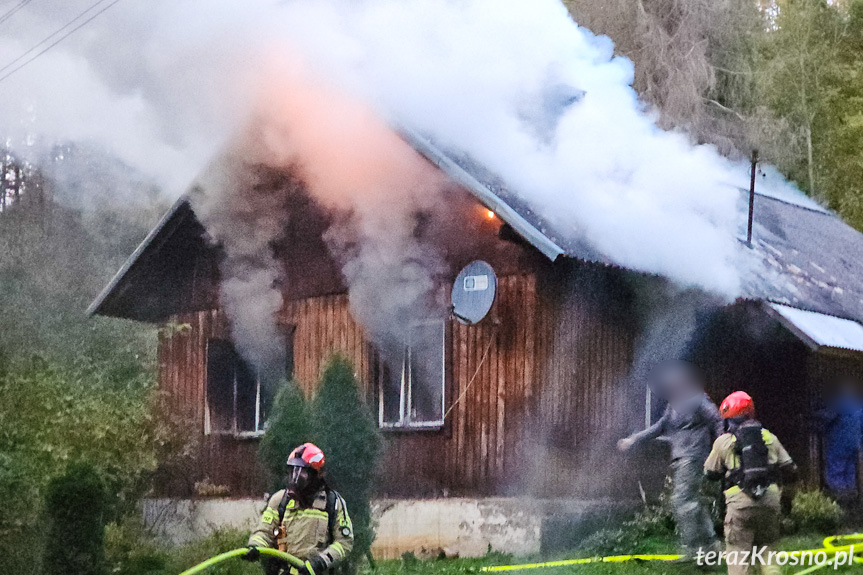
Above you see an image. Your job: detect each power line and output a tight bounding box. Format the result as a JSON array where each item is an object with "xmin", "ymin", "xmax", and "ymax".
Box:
[
  {"xmin": 0, "ymin": 0, "xmax": 112, "ymax": 76},
  {"xmin": 0, "ymin": 0, "xmax": 37, "ymax": 27},
  {"xmin": 0, "ymin": 0, "xmax": 123, "ymax": 85}
]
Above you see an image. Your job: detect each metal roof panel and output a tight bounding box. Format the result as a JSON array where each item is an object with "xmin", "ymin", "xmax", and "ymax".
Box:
[{"xmin": 766, "ymin": 302, "xmax": 863, "ymax": 352}]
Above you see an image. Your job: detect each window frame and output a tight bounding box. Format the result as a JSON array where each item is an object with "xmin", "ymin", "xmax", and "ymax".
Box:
[
  {"xmin": 204, "ymin": 339, "xmax": 267, "ymax": 439},
  {"xmin": 377, "ymin": 320, "xmax": 447, "ymax": 431}
]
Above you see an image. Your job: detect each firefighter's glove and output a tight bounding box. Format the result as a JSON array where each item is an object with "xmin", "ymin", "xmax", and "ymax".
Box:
[
  {"xmin": 299, "ymin": 555, "xmax": 327, "ymax": 575},
  {"xmin": 242, "ymin": 547, "xmax": 261, "ymax": 562}
]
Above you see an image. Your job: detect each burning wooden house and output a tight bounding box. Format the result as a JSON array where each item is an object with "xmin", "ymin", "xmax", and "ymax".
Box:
[{"xmin": 89, "ymin": 128, "xmax": 863, "ymax": 555}]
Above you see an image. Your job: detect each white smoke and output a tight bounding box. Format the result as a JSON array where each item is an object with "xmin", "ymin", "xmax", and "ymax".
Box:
[
  {"xmin": 192, "ymin": 149, "xmax": 298, "ymax": 373},
  {"xmin": 0, "ymin": 1, "xmax": 255, "ymax": 192},
  {"xmin": 261, "ymin": 0, "xmax": 745, "ymax": 296},
  {"xmin": 0, "ymin": 0, "xmax": 806, "ymax": 361}
]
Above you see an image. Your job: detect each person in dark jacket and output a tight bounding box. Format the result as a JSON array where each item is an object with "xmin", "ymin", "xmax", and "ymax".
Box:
[
  {"xmin": 815, "ymin": 380, "xmax": 863, "ymax": 502},
  {"xmin": 618, "ymin": 360, "xmax": 723, "ymax": 555}
]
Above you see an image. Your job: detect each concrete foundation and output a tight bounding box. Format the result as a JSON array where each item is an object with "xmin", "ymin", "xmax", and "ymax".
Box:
[
  {"xmin": 370, "ymin": 498, "xmax": 542, "ymax": 559},
  {"xmin": 142, "ymin": 497, "xmax": 636, "ymax": 559},
  {"xmin": 143, "ymin": 497, "xmax": 266, "ymax": 546}
]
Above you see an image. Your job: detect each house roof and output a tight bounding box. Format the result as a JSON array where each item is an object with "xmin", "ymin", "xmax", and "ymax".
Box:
[
  {"xmin": 740, "ymin": 192, "xmax": 863, "ymax": 323},
  {"xmin": 89, "ymin": 131, "xmax": 863, "ymax": 328},
  {"xmin": 87, "ymin": 196, "xmax": 220, "ymax": 321},
  {"xmin": 399, "ymin": 128, "xmax": 604, "ymax": 263},
  {"xmin": 407, "ymin": 130, "xmax": 863, "ymax": 325}
]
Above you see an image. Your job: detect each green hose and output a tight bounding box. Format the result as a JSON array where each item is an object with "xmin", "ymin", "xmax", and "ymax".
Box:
[{"xmin": 177, "ymin": 547, "xmax": 305, "ymax": 575}]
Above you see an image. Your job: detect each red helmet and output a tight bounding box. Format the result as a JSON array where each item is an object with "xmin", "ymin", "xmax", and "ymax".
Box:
[
  {"xmin": 287, "ymin": 443, "xmax": 325, "ymax": 471},
  {"xmin": 719, "ymin": 391, "xmax": 755, "ymax": 419}
]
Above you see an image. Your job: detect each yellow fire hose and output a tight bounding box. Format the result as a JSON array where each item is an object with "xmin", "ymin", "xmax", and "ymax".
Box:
[
  {"xmin": 792, "ymin": 534, "xmax": 863, "ymax": 573},
  {"xmin": 480, "ymin": 533, "xmax": 863, "ymax": 573},
  {"xmin": 174, "ymin": 535, "xmax": 863, "ymax": 575},
  {"xmin": 177, "ymin": 547, "xmax": 304, "ymax": 575}
]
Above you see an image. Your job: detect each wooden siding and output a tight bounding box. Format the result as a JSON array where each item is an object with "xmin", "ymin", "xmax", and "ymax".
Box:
[
  {"xmin": 155, "ymin": 267, "xmax": 639, "ymax": 498},
  {"xmin": 282, "ymin": 295, "xmax": 375, "ymax": 398},
  {"xmin": 156, "ymin": 309, "xmax": 270, "ymax": 496}
]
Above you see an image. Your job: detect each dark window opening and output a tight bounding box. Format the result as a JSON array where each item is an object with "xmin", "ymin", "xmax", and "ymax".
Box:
[
  {"xmin": 206, "ymin": 339, "xmax": 268, "ymax": 436},
  {"xmin": 378, "ymin": 321, "xmax": 445, "ymax": 429}
]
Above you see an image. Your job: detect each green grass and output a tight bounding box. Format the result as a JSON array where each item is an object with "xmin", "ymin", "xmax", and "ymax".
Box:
[
  {"xmin": 364, "ymin": 534, "xmax": 856, "ymax": 575},
  {"xmin": 106, "ymin": 524, "xmax": 857, "ymax": 575}
]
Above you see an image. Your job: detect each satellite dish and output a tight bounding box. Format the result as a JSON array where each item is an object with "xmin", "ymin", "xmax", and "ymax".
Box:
[{"xmin": 451, "ymin": 261, "xmax": 498, "ymax": 326}]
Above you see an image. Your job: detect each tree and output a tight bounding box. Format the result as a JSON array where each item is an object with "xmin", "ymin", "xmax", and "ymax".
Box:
[
  {"xmin": 815, "ymin": 0, "xmax": 863, "ymax": 226},
  {"xmin": 0, "ymin": 353, "xmax": 172, "ymax": 575},
  {"xmin": 565, "ymin": 0, "xmax": 768, "ymax": 155},
  {"xmin": 0, "ymin": 146, "xmax": 160, "ymax": 365},
  {"xmin": 756, "ymin": 0, "xmax": 863, "ymax": 226},
  {"xmin": 756, "ymin": 0, "xmax": 843, "ymax": 194},
  {"xmin": 309, "ymin": 357, "xmax": 381, "ymax": 573},
  {"xmin": 43, "ymin": 463, "xmax": 109, "ymax": 575},
  {"xmin": 0, "ymin": 150, "xmax": 169, "ymax": 575},
  {"xmin": 258, "ymin": 381, "xmax": 311, "ymax": 491}
]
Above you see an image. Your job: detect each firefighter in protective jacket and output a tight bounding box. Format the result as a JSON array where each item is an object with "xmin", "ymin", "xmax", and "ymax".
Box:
[
  {"xmin": 704, "ymin": 392, "xmax": 798, "ymax": 575},
  {"xmin": 243, "ymin": 443, "xmax": 354, "ymax": 575}
]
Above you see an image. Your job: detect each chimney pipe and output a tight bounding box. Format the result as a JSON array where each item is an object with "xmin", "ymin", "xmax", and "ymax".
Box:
[{"xmin": 746, "ymin": 149, "xmax": 758, "ymax": 248}]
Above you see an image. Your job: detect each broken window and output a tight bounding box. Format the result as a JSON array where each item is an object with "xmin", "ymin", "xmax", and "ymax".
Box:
[
  {"xmin": 378, "ymin": 321, "xmax": 446, "ymax": 429},
  {"xmin": 205, "ymin": 339, "xmax": 270, "ymax": 437}
]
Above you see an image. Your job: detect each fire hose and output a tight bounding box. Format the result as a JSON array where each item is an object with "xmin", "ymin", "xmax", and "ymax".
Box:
[
  {"xmin": 479, "ymin": 533, "xmax": 863, "ymax": 573},
  {"xmin": 175, "ymin": 535, "xmax": 863, "ymax": 575},
  {"xmin": 176, "ymin": 547, "xmax": 304, "ymax": 575}
]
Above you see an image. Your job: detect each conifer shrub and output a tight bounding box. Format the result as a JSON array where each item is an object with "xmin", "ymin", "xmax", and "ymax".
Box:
[
  {"xmin": 43, "ymin": 463, "xmax": 109, "ymax": 575},
  {"xmin": 259, "ymin": 380, "xmax": 310, "ymax": 491},
  {"xmin": 310, "ymin": 356, "xmax": 381, "ymax": 572}
]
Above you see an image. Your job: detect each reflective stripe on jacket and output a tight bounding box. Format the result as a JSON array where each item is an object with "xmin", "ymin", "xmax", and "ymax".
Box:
[{"xmin": 248, "ymin": 488, "xmax": 354, "ymax": 570}]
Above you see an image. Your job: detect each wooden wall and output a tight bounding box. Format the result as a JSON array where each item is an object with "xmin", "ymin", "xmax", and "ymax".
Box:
[{"xmin": 154, "ymin": 266, "xmax": 639, "ymax": 499}]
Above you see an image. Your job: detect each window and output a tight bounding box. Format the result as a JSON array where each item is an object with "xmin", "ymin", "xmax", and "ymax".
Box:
[
  {"xmin": 378, "ymin": 321, "xmax": 446, "ymax": 429},
  {"xmin": 205, "ymin": 339, "xmax": 270, "ymax": 437}
]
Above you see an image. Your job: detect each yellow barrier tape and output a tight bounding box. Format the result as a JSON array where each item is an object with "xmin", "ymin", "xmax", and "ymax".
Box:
[
  {"xmin": 481, "ymin": 554, "xmax": 683, "ymax": 571},
  {"xmin": 480, "ymin": 534, "xmax": 863, "ymax": 573}
]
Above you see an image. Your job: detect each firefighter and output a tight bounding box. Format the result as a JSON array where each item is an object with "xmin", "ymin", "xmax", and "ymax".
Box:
[
  {"xmin": 617, "ymin": 360, "xmax": 723, "ymax": 556},
  {"xmin": 243, "ymin": 443, "xmax": 354, "ymax": 575},
  {"xmin": 704, "ymin": 391, "xmax": 798, "ymax": 575}
]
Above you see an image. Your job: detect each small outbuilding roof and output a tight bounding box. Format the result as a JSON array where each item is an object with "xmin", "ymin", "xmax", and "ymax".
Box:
[{"xmin": 765, "ymin": 302, "xmax": 863, "ymax": 354}]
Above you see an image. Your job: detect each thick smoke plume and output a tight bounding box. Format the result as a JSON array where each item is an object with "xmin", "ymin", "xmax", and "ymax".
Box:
[
  {"xmin": 0, "ymin": 0, "xmax": 816, "ymax": 366},
  {"xmin": 192, "ymin": 62, "xmax": 452, "ymax": 366},
  {"xmin": 193, "ymin": 150, "xmax": 296, "ymax": 374}
]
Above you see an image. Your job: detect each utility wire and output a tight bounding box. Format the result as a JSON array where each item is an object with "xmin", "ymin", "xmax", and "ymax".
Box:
[
  {"xmin": 442, "ymin": 325, "xmax": 498, "ymax": 421},
  {"xmin": 0, "ymin": 0, "xmax": 123, "ymax": 85},
  {"xmin": 0, "ymin": 0, "xmax": 37, "ymax": 27},
  {"xmin": 0, "ymin": 0, "xmax": 111, "ymax": 75}
]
